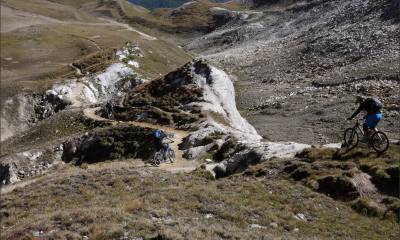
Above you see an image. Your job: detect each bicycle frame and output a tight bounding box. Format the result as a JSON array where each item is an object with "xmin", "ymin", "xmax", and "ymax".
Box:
[
  {"xmin": 353, "ymin": 120, "xmax": 366, "ymax": 138},
  {"xmin": 157, "ymin": 138, "xmax": 174, "ymax": 156},
  {"xmin": 354, "ymin": 119, "xmax": 379, "ymax": 137}
]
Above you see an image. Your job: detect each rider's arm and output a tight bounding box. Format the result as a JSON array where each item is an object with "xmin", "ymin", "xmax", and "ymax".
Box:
[{"xmin": 349, "ymin": 102, "xmax": 365, "ymax": 119}]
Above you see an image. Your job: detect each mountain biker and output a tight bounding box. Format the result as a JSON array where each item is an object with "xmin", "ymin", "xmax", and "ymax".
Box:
[
  {"xmin": 153, "ymin": 129, "xmax": 168, "ymax": 160},
  {"xmin": 347, "ymin": 96, "xmax": 383, "ymax": 140}
]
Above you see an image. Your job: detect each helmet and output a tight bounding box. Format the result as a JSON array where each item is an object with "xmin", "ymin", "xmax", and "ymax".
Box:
[
  {"xmin": 356, "ymin": 96, "xmax": 365, "ymax": 104},
  {"xmin": 153, "ymin": 129, "xmax": 162, "ymax": 139},
  {"xmin": 153, "ymin": 129, "xmax": 165, "ymax": 139}
]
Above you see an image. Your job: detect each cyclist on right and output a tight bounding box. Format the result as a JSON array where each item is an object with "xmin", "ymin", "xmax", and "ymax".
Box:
[{"xmin": 347, "ymin": 96, "xmax": 383, "ymax": 140}]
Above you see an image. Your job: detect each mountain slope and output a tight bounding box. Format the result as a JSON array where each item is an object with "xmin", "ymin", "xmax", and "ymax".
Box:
[
  {"xmin": 1, "ymin": 157, "xmax": 399, "ymax": 239},
  {"xmin": 0, "ymin": 0, "xmax": 191, "ymax": 141},
  {"xmin": 187, "ymin": 0, "xmax": 400, "ymax": 144},
  {"xmin": 1, "ymin": 0, "xmax": 399, "ymax": 239},
  {"xmin": 86, "ymin": 0, "xmax": 246, "ymax": 34}
]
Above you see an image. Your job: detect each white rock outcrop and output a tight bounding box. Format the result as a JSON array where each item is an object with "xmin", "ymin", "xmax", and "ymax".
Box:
[
  {"xmin": 47, "ymin": 63, "xmax": 136, "ymax": 107},
  {"xmin": 175, "ymin": 60, "xmax": 310, "ymax": 173}
]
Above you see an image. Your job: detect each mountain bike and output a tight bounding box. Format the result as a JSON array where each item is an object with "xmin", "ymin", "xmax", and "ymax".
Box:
[
  {"xmin": 343, "ymin": 119, "xmax": 389, "ymax": 153},
  {"xmin": 152, "ymin": 138, "xmax": 175, "ymax": 166}
]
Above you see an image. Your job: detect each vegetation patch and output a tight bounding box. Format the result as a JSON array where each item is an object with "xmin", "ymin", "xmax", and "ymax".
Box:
[
  {"xmin": 1, "ymin": 110, "xmax": 91, "ymax": 155},
  {"xmin": 213, "ymin": 137, "xmax": 239, "ymax": 162},
  {"xmin": 62, "ymin": 125, "xmax": 155, "ymax": 164},
  {"xmin": 243, "ymin": 144, "xmax": 400, "ymax": 220},
  {"xmin": 112, "ymin": 60, "xmax": 214, "ymax": 128},
  {"xmin": 1, "ymin": 163, "xmax": 399, "ymax": 239},
  {"xmin": 71, "ymin": 49, "xmax": 116, "ymax": 75},
  {"xmin": 352, "ymin": 197, "xmax": 385, "ymax": 217}
]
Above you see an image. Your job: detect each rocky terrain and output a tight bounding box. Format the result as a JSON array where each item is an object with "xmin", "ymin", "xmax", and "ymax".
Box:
[
  {"xmin": 187, "ymin": 0, "xmax": 400, "ymax": 144},
  {"xmin": 1, "ymin": 0, "xmax": 399, "ymax": 239}
]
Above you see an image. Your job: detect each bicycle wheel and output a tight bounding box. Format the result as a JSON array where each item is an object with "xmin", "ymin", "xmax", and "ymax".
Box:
[
  {"xmin": 370, "ymin": 131, "xmax": 389, "ymax": 153},
  {"xmin": 167, "ymin": 149, "xmax": 175, "ymax": 163},
  {"xmin": 344, "ymin": 128, "xmax": 359, "ymax": 150},
  {"xmin": 153, "ymin": 152, "xmax": 163, "ymax": 166}
]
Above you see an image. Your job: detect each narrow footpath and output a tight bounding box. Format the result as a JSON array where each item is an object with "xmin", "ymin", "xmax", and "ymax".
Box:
[{"xmin": 83, "ymin": 108, "xmax": 197, "ymax": 173}]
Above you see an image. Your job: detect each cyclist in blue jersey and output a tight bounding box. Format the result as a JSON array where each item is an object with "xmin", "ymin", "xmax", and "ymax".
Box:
[{"xmin": 347, "ymin": 96, "xmax": 383, "ymax": 141}]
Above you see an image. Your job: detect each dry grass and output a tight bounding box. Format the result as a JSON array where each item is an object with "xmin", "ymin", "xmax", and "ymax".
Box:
[
  {"xmin": 2, "ymin": 0, "xmax": 99, "ymax": 22},
  {"xmin": 1, "ymin": 0, "xmax": 191, "ymax": 101},
  {"xmin": 1, "ymin": 159, "xmax": 399, "ymax": 239},
  {"xmin": 245, "ymin": 144, "xmax": 400, "ymax": 220}
]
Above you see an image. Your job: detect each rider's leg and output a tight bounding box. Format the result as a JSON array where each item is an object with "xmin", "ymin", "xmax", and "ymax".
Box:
[
  {"xmin": 362, "ymin": 124, "xmax": 371, "ymax": 142},
  {"xmin": 155, "ymin": 139, "xmax": 162, "ymax": 152},
  {"xmin": 363, "ymin": 113, "xmax": 382, "ymax": 140},
  {"xmin": 162, "ymin": 143, "xmax": 169, "ymax": 160}
]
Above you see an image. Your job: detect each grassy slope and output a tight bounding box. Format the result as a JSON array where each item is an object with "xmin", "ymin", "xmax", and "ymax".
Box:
[
  {"xmin": 1, "ymin": 161, "xmax": 399, "ymax": 239},
  {"xmin": 0, "ymin": 110, "xmax": 96, "ymax": 155},
  {"xmin": 148, "ymin": 0, "xmax": 245, "ymax": 33},
  {"xmin": 1, "ymin": 0, "xmax": 99, "ymax": 22},
  {"xmin": 84, "ymin": 0, "xmax": 245, "ymax": 34},
  {"xmin": 0, "ymin": 0, "xmax": 191, "ymax": 100},
  {"xmin": 244, "ymin": 144, "xmax": 400, "ymax": 220},
  {"xmin": 81, "ymin": 0, "xmax": 150, "ymax": 19},
  {"xmin": 1, "ymin": 0, "xmax": 246, "ymax": 101}
]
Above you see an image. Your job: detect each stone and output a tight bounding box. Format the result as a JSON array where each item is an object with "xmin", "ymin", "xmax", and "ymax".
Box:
[
  {"xmin": 294, "ymin": 213, "xmax": 307, "ymax": 222},
  {"xmin": 250, "ymin": 223, "xmax": 267, "ymax": 229},
  {"xmin": 269, "ymin": 222, "xmax": 278, "ymax": 228}
]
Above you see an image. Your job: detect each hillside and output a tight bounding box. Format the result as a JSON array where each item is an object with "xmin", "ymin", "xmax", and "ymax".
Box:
[
  {"xmin": 86, "ymin": 0, "xmax": 247, "ymax": 34},
  {"xmin": 1, "ymin": 0, "xmax": 399, "ymax": 239},
  {"xmin": 187, "ymin": 0, "xmax": 400, "ymax": 144},
  {"xmin": 1, "ymin": 156, "xmax": 399, "ymax": 239},
  {"xmin": 0, "ymin": 0, "xmax": 192, "ymax": 141}
]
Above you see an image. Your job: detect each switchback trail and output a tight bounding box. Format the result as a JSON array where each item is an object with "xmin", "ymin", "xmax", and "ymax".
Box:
[
  {"xmin": 83, "ymin": 108, "xmax": 197, "ymax": 173},
  {"xmin": 1, "ymin": 108, "xmax": 196, "ymax": 195}
]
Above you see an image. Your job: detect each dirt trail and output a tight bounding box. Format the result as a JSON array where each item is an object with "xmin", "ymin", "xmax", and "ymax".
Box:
[
  {"xmin": 1, "ymin": 178, "xmax": 39, "ymax": 195},
  {"xmin": 83, "ymin": 108, "xmax": 196, "ymax": 173},
  {"xmin": 1, "ymin": 108, "xmax": 195, "ymax": 195}
]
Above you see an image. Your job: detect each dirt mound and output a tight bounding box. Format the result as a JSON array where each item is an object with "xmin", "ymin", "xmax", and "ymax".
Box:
[
  {"xmin": 317, "ymin": 175, "xmax": 359, "ymax": 201},
  {"xmin": 361, "ymin": 164, "xmax": 400, "ymax": 197}
]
